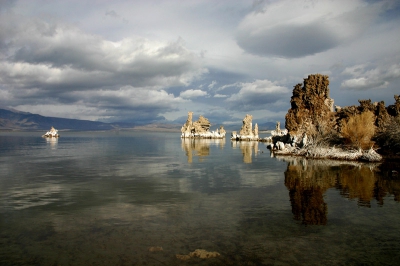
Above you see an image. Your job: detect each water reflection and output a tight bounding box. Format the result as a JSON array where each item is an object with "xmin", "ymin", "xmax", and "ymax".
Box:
[
  {"xmin": 231, "ymin": 141, "xmax": 260, "ymax": 163},
  {"xmin": 45, "ymin": 137, "xmax": 58, "ymax": 149},
  {"xmin": 1, "ymin": 132, "xmax": 400, "ymax": 265},
  {"xmin": 181, "ymin": 138, "xmax": 225, "ymax": 163},
  {"xmin": 279, "ymin": 156, "xmax": 400, "ymax": 225}
]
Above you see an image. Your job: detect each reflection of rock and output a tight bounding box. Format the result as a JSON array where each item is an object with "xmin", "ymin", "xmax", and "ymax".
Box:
[
  {"xmin": 231, "ymin": 141, "xmax": 259, "ymax": 163},
  {"xmin": 284, "ymin": 159, "xmax": 332, "ymax": 225},
  {"xmin": 231, "ymin": 114, "xmax": 259, "ymax": 141},
  {"xmin": 181, "ymin": 138, "xmax": 225, "ymax": 163},
  {"xmin": 46, "ymin": 137, "xmax": 58, "ymax": 149},
  {"xmin": 42, "ymin": 126, "xmax": 59, "ymax": 138},
  {"xmin": 289, "ymin": 185, "xmax": 327, "ymax": 225},
  {"xmin": 282, "ymin": 157, "xmax": 400, "ymax": 224},
  {"xmin": 336, "ymin": 166, "xmax": 376, "ymax": 207},
  {"xmin": 181, "ymin": 112, "xmax": 226, "ymax": 139},
  {"xmin": 176, "ymin": 249, "xmax": 220, "ymax": 260}
]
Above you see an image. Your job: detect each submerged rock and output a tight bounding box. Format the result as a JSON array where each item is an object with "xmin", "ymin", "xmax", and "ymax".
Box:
[
  {"xmin": 148, "ymin": 246, "xmax": 163, "ymax": 252},
  {"xmin": 176, "ymin": 249, "xmax": 220, "ymax": 260}
]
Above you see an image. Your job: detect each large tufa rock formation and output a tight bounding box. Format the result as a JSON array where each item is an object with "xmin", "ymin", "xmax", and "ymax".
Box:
[
  {"xmin": 388, "ymin": 95, "xmax": 400, "ymax": 117},
  {"xmin": 239, "ymin": 114, "xmax": 253, "ymax": 136},
  {"xmin": 231, "ymin": 114, "xmax": 259, "ymax": 140},
  {"xmin": 181, "ymin": 112, "xmax": 210, "ymax": 135},
  {"xmin": 280, "ymin": 74, "xmax": 399, "ymax": 159},
  {"xmin": 335, "ymin": 95, "xmax": 400, "ymax": 132},
  {"xmin": 336, "ymin": 99, "xmax": 391, "ymax": 131},
  {"xmin": 181, "ymin": 111, "xmax": 225, "ymax": 138},
  {"xmin": 285, "ymin": 74, "xmax": 335, "ymax": 138}
]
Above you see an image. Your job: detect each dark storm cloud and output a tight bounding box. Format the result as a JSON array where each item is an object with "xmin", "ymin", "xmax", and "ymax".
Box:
[
  {"xmin": 236, "ymin": 23, "xmax": 339, "ymax": 58},
  {"xmin": 235, "ymin": 0, "xmax": 382, "ymax": 59}
]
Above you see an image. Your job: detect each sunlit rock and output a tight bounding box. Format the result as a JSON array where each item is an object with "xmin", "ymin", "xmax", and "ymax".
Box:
[
  {"xmin": 276, "ymin": 141, "xmax": 285, "ymax": 150},
  {"xmin": 181, "ymin": 111, "xmax": 225, "ymax": 139},
  {"xmin": 270, "ymin": 121, "xmax": 288, "ymax": 137},
  {"xmin": 285, "ymin": 74, "xmax": 335, "ymax": 140},
  {"xmin": 231, "ymin": 114, "xmax": 259, "ymax": 141},
  {"xmin": 42, "ymin": 126, "xmax": 59, "ymax": 138}
]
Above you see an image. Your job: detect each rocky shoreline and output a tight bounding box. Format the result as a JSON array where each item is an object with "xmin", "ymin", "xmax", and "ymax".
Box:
[
  {"xmin": 273, "ymin": 145, "xmax": 382, "ymax": 162},
  {"xmin": 181, "ymin": 74, "xmax": 399, "ymax": 162}
]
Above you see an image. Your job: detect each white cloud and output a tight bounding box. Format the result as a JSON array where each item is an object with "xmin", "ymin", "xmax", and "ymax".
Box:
[
  {"xmin": 215, "ymin": 82, "xmax": 241, "ymax": 92},
  {"xmin": 341, "ymin": 63, "xmax": 400, "ymax": 90},
  {"xmin": 0, "ymin": 12, "xmax": 207, "ymax": 90},
  {"xmin": 179, "ymin": 89, "xmax": 208, "ymax": 99},
  {"xmin": 226, "ymin": 79, "xmax": 290, "ymax": 111},
  {"xmin": 214, "ymin": 94, "xmax": 228, "ymax": 98},
  {"xmin": 208, "ymin": 80, "xmax": 217, "ymax": 90}
]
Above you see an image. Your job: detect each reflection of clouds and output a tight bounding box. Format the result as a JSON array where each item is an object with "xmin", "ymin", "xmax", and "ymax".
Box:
[
  {"xmin": 51, "ymin": 203, "xmax": 169, "ymax": 232},
  {"xmin": 4, "ymin": 184, "xmax": 66, "ymax": 210},
  {"xmin": 231, "ymin": 141, "xmax": 259, "ymax": 163},
  {"xmin": 181, "ymin": 138, "xmax": 225, "ymax": 163},
  {"xmin": 236, "ymin": 167, "xmax": 282, "ymax": 188}
]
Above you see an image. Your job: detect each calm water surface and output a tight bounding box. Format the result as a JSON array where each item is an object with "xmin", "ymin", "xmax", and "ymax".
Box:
[{"xmin": 0, "ymin": 131, "xmax": 399, "ymax": 265}]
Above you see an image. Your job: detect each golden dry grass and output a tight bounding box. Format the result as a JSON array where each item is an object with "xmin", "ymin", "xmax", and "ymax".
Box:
[{"xmin": 341, "ymin": 111, "xmax": 375, "ymax": 149}]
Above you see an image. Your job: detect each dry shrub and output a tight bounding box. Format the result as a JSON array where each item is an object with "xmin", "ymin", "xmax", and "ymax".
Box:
[
  {"xmin": 307, "ymin": 115, "xmax": 340, "ymax": 146},
  {"xmin": 341, "ymin": 111, "xmax": 375, "ymax": 149}
]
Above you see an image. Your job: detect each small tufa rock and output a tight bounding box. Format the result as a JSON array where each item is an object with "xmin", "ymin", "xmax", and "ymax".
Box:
[{"xmin": 42, "ymin": 126, "xmax": 59, "ymax": 138}]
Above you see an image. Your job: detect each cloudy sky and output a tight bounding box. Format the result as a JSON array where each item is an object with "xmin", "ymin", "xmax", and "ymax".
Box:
[{"xmin": 1, "ymin": 0, "xmax": 399, "ymax": 126}]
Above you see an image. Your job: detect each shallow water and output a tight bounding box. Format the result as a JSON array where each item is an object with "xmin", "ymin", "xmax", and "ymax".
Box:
[{"xmin": 0, "ymin": 131, "xmax": 399, "ymax": 265}]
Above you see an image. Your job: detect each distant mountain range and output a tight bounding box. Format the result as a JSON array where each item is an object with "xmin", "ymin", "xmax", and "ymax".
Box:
[
  {"xmin": 0, "ymin": 108, "xmax": 130, "ymax": 131},
  {"xmin": 0, "ymin": 108, "xmax": 279, "ymax": 132}
]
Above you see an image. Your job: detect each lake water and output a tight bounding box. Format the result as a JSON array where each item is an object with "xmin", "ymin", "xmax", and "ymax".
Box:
[{"xmin": 1, "ymin": 131, "xmax": 399, "ymax": 265}]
